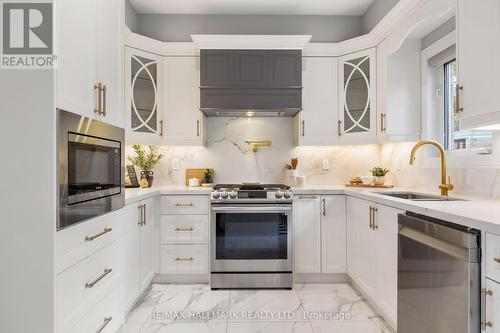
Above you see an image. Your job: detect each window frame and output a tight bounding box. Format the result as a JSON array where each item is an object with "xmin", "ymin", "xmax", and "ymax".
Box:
[{"xmin": 421, "ymin": 31, "xmax": 500, "ymax": 168}]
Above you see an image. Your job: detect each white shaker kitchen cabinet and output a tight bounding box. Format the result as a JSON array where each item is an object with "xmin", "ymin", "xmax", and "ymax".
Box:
[
  {"xmin": 484, "ymin": 278, "xmax": 500, "ymax": 332},
  {"xmin": 57, "ymin": 0, "xmax": 124, "ymax": 127},
  {"xmin": 373, "ymin": 203, "xmax": 401, "ymax": 325},
  {"xmin": 338, "ymin": 48, "xmax": 377, "ymax": 144},
  {"xmin": 376, "ymin": 38, "xmax": 421, "ymax": 142},
  {"xmin": 457, "ymin": 0, "xmax": 500, "ymax": 129},
  {"xmin": 346, "ymin": 197, "xmax": 358, "ymax": 279},
  {"xmin": 293, "ymin": 195, "xmax": 321, "ymax": 273},
  {"xmin": 163, "ymin": 57, "xmax": 205, "ymax": 146},
  {"xmin": 321, "ymin": 196, "xmax": 346, "ymax": 273},
  {"xmin": 295, "ymin": 57, "xmax": 339, "ymax": 146},
  {"xmin": 352, "ymin": 198, "xmax": 376, "ymax": 298},
  {"xmin": 94, "ymin": 0, "xmax": 124, "ymax": 128},
  {"xmin": 120, "ymin": 197, "xmax": 156, "ymax": 313},
  {"xmin": 56, "ymin": 0, "xmax": 96, "ymax": 119},
  {"xmin": 119, "ymin": 204, "xmax": 141, "ymax": 314},
  {"xmin": 139, "ymin": 196, "xmax": 157, "ymax": 293},
  {"xmin": 125, "ymin": 47, "xmax": 164, "ymax": 144}
]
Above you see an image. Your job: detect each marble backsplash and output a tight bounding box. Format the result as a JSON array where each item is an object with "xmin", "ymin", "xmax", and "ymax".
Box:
[{"xmin": 126, "ymin": 117, "xmax": 500, "ymax": 200}]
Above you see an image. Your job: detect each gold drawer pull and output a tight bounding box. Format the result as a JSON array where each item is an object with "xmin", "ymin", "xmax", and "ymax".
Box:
[
  {"xmin": 95, "ymin": 317, "xmax": 112, "ymax": 333},
  {"xmin": 494, "ymin": 258, "xmax": 500, "ymax": 263},
  {"xmin": 85, "ymin": 268, "xmax": 112, "ymax": 288},
  {"xmin": 175, "ymin": 227, "xmax": 194, "ymax": 232},
  {"xmin": 175, "ymin": 257, "xmax": 194, "ymax": 261},
  {"xmin": 176, "ymin": 203, "xmax": 194, "ymax": 207},
  {"xmin": 85, "ymin": 228, "xmax": 112, "ymax": 241}
]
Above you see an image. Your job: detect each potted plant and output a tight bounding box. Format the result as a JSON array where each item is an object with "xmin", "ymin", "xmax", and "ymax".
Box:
[
  {"xmin": 370, "ymin": 167, "xmax": 390, "ymax": 185},
  {"xmin": 128, "ymin": 145, "xmax": 163, "ymax": 187},
  {"xmin": 202, "ymin": 168, "xmax": 214, "ymax": 185}
]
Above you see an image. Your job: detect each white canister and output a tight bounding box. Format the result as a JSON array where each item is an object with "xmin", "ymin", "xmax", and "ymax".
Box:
[
  {"xmin": 361, "ymin": 176, "xmax": 374, "ymax": 185},
  {"xmin": 188, "ymin": 178, "xmax": 200, "ymax": 187},
  {"xmin": 287, "ymin": 169, "xmax": 298, "ymax": 185}
]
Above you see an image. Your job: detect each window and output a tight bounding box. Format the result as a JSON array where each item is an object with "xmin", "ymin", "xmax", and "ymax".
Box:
[{"xmin": 443, "ymin": 59, "xmax": 493, "ymax": 153}]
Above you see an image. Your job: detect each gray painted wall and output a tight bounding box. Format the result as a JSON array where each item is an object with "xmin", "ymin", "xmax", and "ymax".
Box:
[
  {"xmin": 136, "ymin": 14, "xmax": 363, "ymax": 43},
  {"xmin": 362, "ymin": 0, "xmax": 399, "ymax": 33},
  {"xmin": 421, "ymin": 16, "xmax": 456, "ymax": 50},
  {"xmin": 126, "ymin": 0, "xmax": 139, "ymax": 32}
]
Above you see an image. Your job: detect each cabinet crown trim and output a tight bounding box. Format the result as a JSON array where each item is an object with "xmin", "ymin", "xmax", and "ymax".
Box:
[{"xmin": 191, "ymin": 35, "xmax": 312, "ymax": 50}]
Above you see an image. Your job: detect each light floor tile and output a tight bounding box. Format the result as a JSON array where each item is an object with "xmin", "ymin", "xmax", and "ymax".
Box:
[
  {"xmin": 140, "ymin": 322, "xmax": 227, "ymax": 333},
  {"xmin": 310, "ymin": 319, "xmax": 391, "ymax": 333},
  {"xmin": 227, "ymin": 321, "xmax": 314, "ymax": 333}
]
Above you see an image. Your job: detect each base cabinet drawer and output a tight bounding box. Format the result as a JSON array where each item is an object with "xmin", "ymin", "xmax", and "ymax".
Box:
[
  {"xmin": 55, "ymin": 209, "xmax": 123, "ymax": 274},
  {"xmin": 160, "ymin": 245, "xmax": 209, "ymax": 274},
  {"xmin": 486, "ymin": 232, "xmax": 500, "ymax": 284},
  {"xmin": 160, "ymin": 215, "xmax": 209, "ymax": 244},
  {"xmin": 68, "ymin": 284, "xmax": 123, "ymax": 333},
  {"xmin": 55, "ymin": 241, "xmax": 121, "ymax": 333},
  {"xmin": 160, "ymin": 195, "xmax": 209, "ymax": 215}
]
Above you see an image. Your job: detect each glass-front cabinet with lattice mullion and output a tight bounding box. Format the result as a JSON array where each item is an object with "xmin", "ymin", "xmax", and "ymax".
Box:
[
  {"xmin": 338, "ymin": 48, "xmax": 376, "ymax": 143},
  {"xmin": 125, "ymin": 47, "xmax": 163, "ymax": 144}
]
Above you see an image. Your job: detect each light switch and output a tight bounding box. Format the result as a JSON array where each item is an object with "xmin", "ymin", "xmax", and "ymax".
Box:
[
  {"xmin": 171, "ymin": 158, "xmax": 180, "ymax": 170},
  {"xmin": 322, "ymin": 159, "xmax": 330, "ymax": 171}
]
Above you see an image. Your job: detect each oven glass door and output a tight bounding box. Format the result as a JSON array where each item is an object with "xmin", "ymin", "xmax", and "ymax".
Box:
[
  {"xmin": 67, "ymin": 132, "xmax": 121, "ymax": 205},
  {"xmin": 212, "ymin": 205, "xmax": 292, "ymax": 272}
]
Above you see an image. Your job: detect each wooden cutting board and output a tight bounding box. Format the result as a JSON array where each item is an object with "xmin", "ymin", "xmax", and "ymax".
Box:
[{"xmin": 185, "ymin": 168, "xmax": 214, "ymax": 186}]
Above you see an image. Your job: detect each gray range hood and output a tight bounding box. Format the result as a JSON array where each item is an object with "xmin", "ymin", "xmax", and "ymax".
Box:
[{"xmin": 200, "ymin": 50, "xmax": 302, "ymax": 117}]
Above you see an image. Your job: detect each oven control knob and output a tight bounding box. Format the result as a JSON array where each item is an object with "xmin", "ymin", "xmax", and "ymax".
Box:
[
  {"xmin": 283, "ymin": 190, "xmax": 292, "ymax": 199},
  {"xmin": 212, "ymin": 191, "xmax": 221, "ymax": 199},
  {"xmin": 229, "ymin": 191, "xmax": 237, "ymax": 199},
  {"xmin": 221, "ymin": 191, "xmax": 229, "ymax": 199},
  {"xmin": 275, "ymin": 190, "xmax": 283, "ymax": 198}
]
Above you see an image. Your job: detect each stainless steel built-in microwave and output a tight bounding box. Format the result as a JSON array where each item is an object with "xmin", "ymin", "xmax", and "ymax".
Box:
[{"xmin": 57, "ymin": 109, "xmax": 125, "ymax": 230}]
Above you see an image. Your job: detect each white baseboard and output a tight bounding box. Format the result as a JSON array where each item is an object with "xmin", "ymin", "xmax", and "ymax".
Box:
[
  {"xmin": 293, "ymin": 273, "xmax": 349, "ymax": 283},
  {"xmin": 153, "ymin": 274, "xmax": 209, "ymax": 284}
]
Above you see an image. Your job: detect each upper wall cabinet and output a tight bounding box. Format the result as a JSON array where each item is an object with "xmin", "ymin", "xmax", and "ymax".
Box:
[
  {"xmin": 125, "ymin": 47, "xmax": 163, "ymax": 144},
  {"xmin": 295, "ymin": 57, "xmax": 339, "ymax": 146},
  {"xmin": 164, "ymin": 57, "xmax": 205, "ymax": 146},
  {"xmin": 56, "ymin": 0, "xmax": 123, "ymax": 128},
  {"xmin": 234, "ymin": 50, "xmax": 269, "ymax": 87},
  {"xmin": 268, "ymin": 51, "xmax": 302, "ymax": 87},
  {"xmin": 200, "ymin": 50, "xmax": 234, "ymax": 87},
  {"xmin": 457, "ymin": 0, "xmax": 500, "ymax": 129},
  {"xmin": 338, "ymin": 48, "xmax": 377, "ymax": 144},
  {"xmin": 376, "ymin": 39, "xmax": 421, "ymax": 142}
]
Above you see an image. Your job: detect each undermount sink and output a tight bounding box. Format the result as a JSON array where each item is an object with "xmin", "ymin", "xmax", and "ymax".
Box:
[{"xmin": 375, "ymin": 191, "xmax": 466, "ymax": 201}]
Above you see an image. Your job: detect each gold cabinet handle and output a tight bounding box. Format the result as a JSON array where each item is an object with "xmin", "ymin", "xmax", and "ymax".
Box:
[
  {"xmin": 372, "ymin": 207, "xmax": 378, "ymax": 230},
  {"xmin": 338, "ymin": 120, "xmax": 342, "ymax": 136},
  {"xmin": 455, "ymin": 84, "xmax": 463, "ymax": 113},
  {"xmin": 138, "ymin": 204, "xmax": 144, "ymax": 226},
  {"xmin": 102, "ymin": 85, "xmax": 107, "ymax": 116},
  {"xmin": 369, "ymin": 206, "xmax": 374, "ymax": 229},
  {"xmin": 175, "ymin": 257, "xmax": 194, "ymax": 261},
  {"xmin": 94, "ymin": 83, "xmax": 102, "ymax": 115},
  {"xmin": 85, "ymin": 268, "xmax": 112, "ymax": 288},
  {"xmin": 176, "ymin": 203, "xmax": 194, "ymax": 207},
  {"xmin": 85, "ymin": 228, "xmax": 112, "ymax": 241},
  {"xmin": 159, "ymin": 120, "xmax": 164, "ymax": 136},
  {"xmin": 196, "ymin": 120, "xmax": 200, "ymax": 137},
  {"xmin": 380, "ymin": 113, "xmax": 386, "ymax": 132},
  {"xmin": 95, "ymin": 317, "xmax": 112, "ymax": 333},
  {"xmin": 175, "ymin": 227, "xmax": 194, "ymax": 232},
  {"xmin": 481, "ymin": 288, "xmax": 494, "ymax": 330},
  {"xmin": 322, "ymin": 198, "xmax": 326, "ymax": 216},
  {"xmin": 301, "ymin": 120, "xmax": 305, "ymax": 137}
]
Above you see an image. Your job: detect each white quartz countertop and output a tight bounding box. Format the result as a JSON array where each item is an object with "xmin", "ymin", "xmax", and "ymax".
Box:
[
  {"xmin": 293, "ymin": 185, "xmax": 500, "ymax": 235},
  {"xmin": 126, "ymin": 185, "xmax": 500, "ymax": 235},
  {"xmin": 125, "ymin": 186, "xmax": 211, "ymax": 204}
]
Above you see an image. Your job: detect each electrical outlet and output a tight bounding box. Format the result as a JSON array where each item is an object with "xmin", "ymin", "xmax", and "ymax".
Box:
[
  {"xmin": 322, "ymin": 159, "xmax": 330, "ymax": 171},
  {"xmin": 171, "ymin": 158, "xmax": 180, "ymax": 170}
]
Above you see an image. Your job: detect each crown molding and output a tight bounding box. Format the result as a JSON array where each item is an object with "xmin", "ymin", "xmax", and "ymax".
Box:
[{"xmin": 191, "ymin": 34, "xmax": 312, "ymax": 50}]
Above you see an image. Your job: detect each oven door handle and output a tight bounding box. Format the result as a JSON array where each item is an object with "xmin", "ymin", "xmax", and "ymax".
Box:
[{"xmin": 211, "ymin": 206, "xmax": 292, "ymax": 212}]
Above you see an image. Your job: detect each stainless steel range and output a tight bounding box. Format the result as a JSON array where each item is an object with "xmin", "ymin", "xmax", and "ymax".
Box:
[{"xmin": 210, "ymin": 183, "xmax": 293, "ymax": 289}]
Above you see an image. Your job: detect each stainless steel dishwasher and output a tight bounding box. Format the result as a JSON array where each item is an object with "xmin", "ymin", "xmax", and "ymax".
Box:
[{"xmin": 398, "ymin": 212, "xmax": 481, "ymax": 333}]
